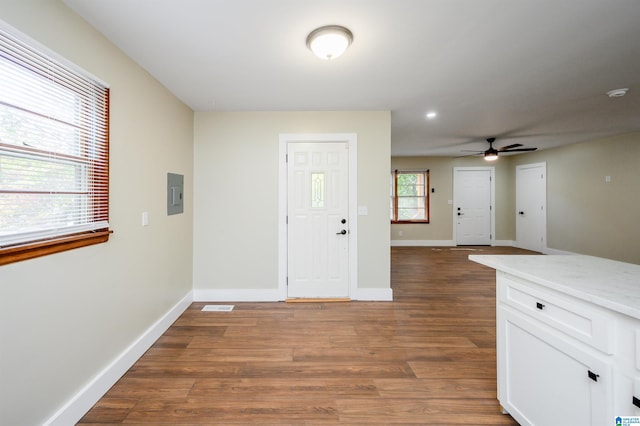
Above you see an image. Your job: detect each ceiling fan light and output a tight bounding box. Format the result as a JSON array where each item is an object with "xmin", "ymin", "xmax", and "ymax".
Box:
[
  {"xmin": 484, "ymin": 151, "xmax": 498, "ymax": 161},
  {"xmin": 306, "ymin": 25, "xmax": 353, "ymax": 60}
]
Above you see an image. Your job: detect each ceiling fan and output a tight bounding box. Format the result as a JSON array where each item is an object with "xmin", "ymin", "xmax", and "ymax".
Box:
[{"xmin": 463, "ymin": 137, "xmax": 538, "ymax": 161}]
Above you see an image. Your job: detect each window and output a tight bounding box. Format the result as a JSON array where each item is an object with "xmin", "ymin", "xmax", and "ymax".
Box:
[
  {"xmin": 390, "ymin": 170, "xmax": 429, "ymax": 223},
  {"xmin": 0, "ymin": 25, "xmax": 110, "ymax": 265}
]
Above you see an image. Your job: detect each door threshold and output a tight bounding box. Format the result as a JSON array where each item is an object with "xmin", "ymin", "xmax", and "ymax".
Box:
[{"xmin": 285, "ymin": 298, "xmax": 351, "ymax": 303}]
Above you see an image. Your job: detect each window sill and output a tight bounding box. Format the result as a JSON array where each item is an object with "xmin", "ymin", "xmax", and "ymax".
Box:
[
  {"xmin": 0, "ymin": 229, "xmax": 113, "ymax": 266},
  {"xmin": 391, "ymin": 221, "xmax": 430, "ymax": 224}
]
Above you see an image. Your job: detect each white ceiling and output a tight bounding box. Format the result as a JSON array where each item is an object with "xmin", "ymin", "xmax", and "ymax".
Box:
[{"xmin": 63, "ymin": 0, "xmax": 640, "ymax": 157}]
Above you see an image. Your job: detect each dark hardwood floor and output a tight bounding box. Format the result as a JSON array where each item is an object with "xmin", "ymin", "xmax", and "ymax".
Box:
[{"xmin": 79, "ymin": 246, "xmax": 536, "ymax": 425}]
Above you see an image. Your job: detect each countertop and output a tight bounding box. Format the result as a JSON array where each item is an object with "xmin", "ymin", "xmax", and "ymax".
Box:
[{"xmin": 469, "ymin": 254, "xmax": 640, "ymax": 320}]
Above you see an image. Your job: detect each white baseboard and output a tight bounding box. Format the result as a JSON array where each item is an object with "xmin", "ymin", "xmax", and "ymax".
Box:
[
  {"xmin": 391, "ymin": 239, "xmax": 455, "ymax": 247},
  {"xmin": 391, "ymin": 240, "xmax": 516, "ymax": 247},
  {"xmin": 492, "ymin": 240, "xmax": 515, "ymax": 247},
  {"xmin": 193, "ymin": 288, "xmax": 285, "ymax": 302},
  {"xmin": 353, "ymin": 287, "xmax": 393, "ymax": 301},
  {"xmin": 45, "ymin": 291, "xmax": 193, "ymax": 426},
  {"xmin": 194, "ymin": 288, "xmax": 393, "ymax": 302}
]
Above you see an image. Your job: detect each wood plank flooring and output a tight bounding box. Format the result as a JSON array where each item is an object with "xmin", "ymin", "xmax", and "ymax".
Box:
[{"xmin": 79, "ymin": 246, "xmax": 536, "ymax": 425}]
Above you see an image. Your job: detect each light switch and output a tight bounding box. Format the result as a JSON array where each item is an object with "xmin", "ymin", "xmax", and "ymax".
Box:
[
  {"xmin": 358, "ymin": 205, "xmax": 368, "ymax": 215},
  {"xmin": 142, "ymin": 211, "xmax": 149, "ymax": 226}
]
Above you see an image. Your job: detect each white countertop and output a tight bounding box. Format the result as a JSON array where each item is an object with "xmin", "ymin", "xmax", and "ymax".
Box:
[{"xmin": 469, "ymin": 254, "xmax": 640, "ymax": 319}]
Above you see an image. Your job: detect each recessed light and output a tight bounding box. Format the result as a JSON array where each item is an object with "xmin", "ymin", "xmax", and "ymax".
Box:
[
  {"xmin": 607, "ymin": 88, "xmax": 628, "ymax": 98},
  {"xmin": 426, "ymin": 111, "xmax": 437, "ymax": 119}
]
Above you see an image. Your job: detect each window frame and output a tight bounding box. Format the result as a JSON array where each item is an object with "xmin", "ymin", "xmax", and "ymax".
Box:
[
  {"xmin": 391, "ymin": 169, "xmax": 430, "ymax": 224},
  {"xmin": 0, "ymin": 24, "xmax": 111, "ymax": 266}
]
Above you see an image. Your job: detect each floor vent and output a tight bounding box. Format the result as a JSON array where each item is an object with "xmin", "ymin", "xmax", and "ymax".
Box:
[{"xmin": 202, "ymin": 305, "xmax": 234, "ymax": 312}]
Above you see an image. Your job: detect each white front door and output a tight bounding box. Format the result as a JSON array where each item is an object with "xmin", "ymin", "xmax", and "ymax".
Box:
[
  {"xmin": 287, "ymin": 142, "xmax": 349, "ymax": 298},
  {"xmin": 454, "ymin": 167, "xmax": 494, "ymax": 245},
  {"xmin": 516, "ymin": 162, "xmax": 546, "ymax": 252}
]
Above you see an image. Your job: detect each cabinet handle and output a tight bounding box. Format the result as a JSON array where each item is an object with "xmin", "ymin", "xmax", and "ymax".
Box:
[
  {"xmin": 587, "ymin": 370, "xmax": 599, "ymax": 382},
  {"xmin": 536, "ymin": 302, "xmax": 545, "ymax": 310},
  {"xmin": 633, "ymin": 396, "xmax": 640, "ymax": 408}
]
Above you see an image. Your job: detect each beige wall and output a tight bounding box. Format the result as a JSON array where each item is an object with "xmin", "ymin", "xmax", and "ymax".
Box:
[
  {"xmin": 393, "ymin": 132, "xmax": 640, "ymax": 265},
  {"xmin": 390, "ymin": 156, "xmax": 514, "ymax": 242},
  {"xmin": 0, "ymin": 2, "xmax": 194, "ymax": 424},
  {"xmin": 512, "ymin": 132, "xmax": 640, "ymax": 264},
  {"xmin": 193, "ymin": 111, "xmax": 391, "ymax": 293}
]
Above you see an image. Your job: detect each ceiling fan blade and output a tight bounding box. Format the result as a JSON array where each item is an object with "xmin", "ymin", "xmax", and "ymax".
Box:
[
  {"xmin": 455, "ymin": 152, "xmax": 483, "ymax": 158},
  {"xmin": 499, "ymin": 143, "xmax": 523, "ymax": 151},
  {"xmin": 503, "ymin": 147, "xmax": 538, "ymax": 152},
  {"xmin": 460, "ymin": 150, "xmax": 484, "ymax": 153}
]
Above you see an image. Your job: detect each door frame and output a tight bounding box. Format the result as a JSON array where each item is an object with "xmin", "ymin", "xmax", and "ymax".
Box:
[
  {"xmin": 452, "ymin": 166, "xmax": 495, "ymax": 245},
  {"xmin": 278, "ymin": 133, "xmax": 358, "ymax": 300}
]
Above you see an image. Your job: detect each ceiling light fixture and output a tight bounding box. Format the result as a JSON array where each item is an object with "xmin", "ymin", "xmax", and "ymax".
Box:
[
  {"xmin": 306, "ymin": 25, "xmax": 353, "ymax": 60},
  {"xmin": 607, "ymin": 88, "xmax": 629, "ymax": 98},
  {"xmin": 426, "ymin": 111, "xmax": 437, "ymax": 119}
]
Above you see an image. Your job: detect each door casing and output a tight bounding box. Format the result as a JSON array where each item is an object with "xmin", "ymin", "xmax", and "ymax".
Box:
[{"xmin": 278, "ymin": 133, "xmax": 358, "ymax": 300}]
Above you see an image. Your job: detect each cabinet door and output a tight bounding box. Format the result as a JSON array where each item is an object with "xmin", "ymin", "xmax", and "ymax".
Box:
[
  {"xmin": 614, "ymin": 374, "xmax": 640, "ymax": 416},
  {"xmin": 498, "ymin": 306, "xmax": 612, "ymax": 425}
]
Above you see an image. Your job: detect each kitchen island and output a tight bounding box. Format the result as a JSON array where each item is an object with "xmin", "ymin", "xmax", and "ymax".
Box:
[{"xmin": 469, "ymin": 254, "xmax": 640, "ymax": 425}]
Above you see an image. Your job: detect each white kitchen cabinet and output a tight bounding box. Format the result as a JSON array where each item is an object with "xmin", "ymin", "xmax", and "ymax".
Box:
[
  {"xmin": 498, "ymin": 274, "xmax": 612, "ymax": 425},
  {"xmin": 469, "ymin": 254, "xmax": 640, "ymax": 426}
]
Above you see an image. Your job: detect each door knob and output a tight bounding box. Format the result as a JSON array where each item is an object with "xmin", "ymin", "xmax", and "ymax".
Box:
[
  {"xmin": 457, "ymin": 212, "xmax": 463, "ymax": 216},
  {"xmin": 519, "ymin": 211, "xmax": 525, "ymax": 215},
  {"xmin": 336, "ymin": 229, "xmax": 347, "ymax": 235}
]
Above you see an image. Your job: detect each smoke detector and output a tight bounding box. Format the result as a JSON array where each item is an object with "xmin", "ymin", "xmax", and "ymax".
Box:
[{"xmin": 607, "ymin": 88, "xmax": 629, "ymax": 98}]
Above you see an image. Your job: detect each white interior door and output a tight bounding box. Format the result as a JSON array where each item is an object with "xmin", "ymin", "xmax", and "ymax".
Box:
[
  {"xmin": 454, "ymin": 167, "xmax": 493, "ymax": 245},
  {"xmin": 516, "ymin": 162, "xmax": 546, "ymax": 252},
  {"xmin": 287, "ymin": 142, "xmax": 349, "ymax": 298}
]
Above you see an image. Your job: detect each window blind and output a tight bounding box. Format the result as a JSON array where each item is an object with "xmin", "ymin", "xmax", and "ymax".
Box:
[
  {"xmin": 390, "ymin": 170, "xmax": 429, "ymax": 223},
  {"xmin": 0, "ymin": 25, "xmax": 109, "ymax": 248}
]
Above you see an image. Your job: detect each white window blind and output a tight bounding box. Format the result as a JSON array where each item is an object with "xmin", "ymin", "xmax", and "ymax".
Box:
[{"xmin": 0, "ymin": 25, "xmax": 109, "ymax": 248}]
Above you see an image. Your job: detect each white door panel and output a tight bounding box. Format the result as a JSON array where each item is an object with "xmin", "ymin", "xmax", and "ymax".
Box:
[
  {"xmin": 516, "ymin": 162, "xmax": 546, "ymax": 252},
  {"xmin": 287, "ymin": 142, "xmax": 349, "ymax": 298},
  {"xmin": 454, "ymin": 168, "xmax": 493, "ymax": 245}
]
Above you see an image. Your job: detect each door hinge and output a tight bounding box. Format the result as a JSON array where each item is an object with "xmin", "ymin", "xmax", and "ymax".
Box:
[
  {"xmin": 286, "ymin": 215, "xmax": 288, "ymax": 224},
  {"xmin": 286, "ymin": 154, "xmax": 288, "ymax": 163}
]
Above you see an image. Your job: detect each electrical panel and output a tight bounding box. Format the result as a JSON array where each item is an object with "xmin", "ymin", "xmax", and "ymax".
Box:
[{"xmin": 167, "ymin": 173, "xmax": 184, "ymax": 215}]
